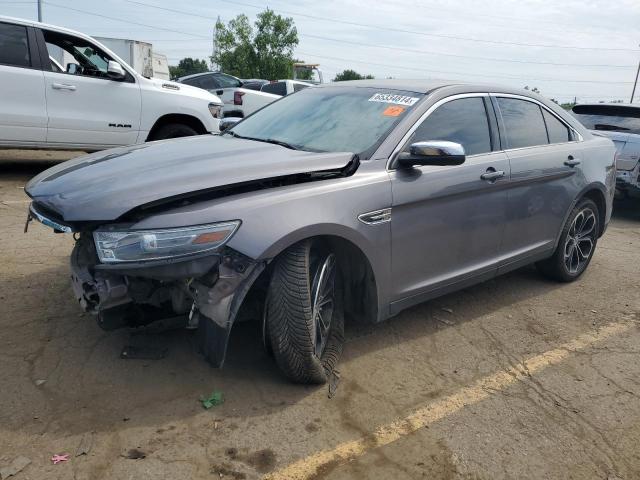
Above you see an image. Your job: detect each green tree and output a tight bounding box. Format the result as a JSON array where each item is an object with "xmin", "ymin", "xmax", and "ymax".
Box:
[
  {"xmin": 333, "ymin": 69, "xmax": 374, "ymax": 81},
  {"xmin": 169, "ymin": 58, "xmax": 209, "ymax": 79},
  {"xmin": 212, "ymin": 9, "xmax": 298, "ymax": 80}
]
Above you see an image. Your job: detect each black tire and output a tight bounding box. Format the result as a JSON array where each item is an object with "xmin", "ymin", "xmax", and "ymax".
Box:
[
  {"xmin": 536, "ymin": 198, "xmax": 599, "ymax": 282},
  {"xmin": 150, "ymin": 123, "xmax": 199, "ymax": 141},
  {"xmin": 265, "ymin": 239, "xmax": 344, "ymax": 384}
]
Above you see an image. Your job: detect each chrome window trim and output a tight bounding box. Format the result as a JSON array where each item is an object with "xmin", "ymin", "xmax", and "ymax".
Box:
[
  {"xmin": 387, "ymin": 92, "xmax": 488, "ymax": 171},
  {"xmin": 387, "ymin": 92, "xmax": 584, "ymax": 170},
  {"xmin": 489, "ymin": 92, "xmax": 583, "ymax": 145}
]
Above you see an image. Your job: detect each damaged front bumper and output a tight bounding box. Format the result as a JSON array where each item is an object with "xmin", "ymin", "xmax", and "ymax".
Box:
[{"xmin": 70, "ymin": 234, "xmax": 264, "ymax": 367}]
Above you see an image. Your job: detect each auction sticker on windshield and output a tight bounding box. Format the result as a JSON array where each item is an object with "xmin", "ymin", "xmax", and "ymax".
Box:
[{"xmin": 369, "ymin": 93, "xmax": 420, "ymax": 106}]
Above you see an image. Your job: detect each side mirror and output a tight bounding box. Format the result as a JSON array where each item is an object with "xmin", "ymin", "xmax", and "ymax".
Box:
[
  {"xmin": 107, "ymin": 60, "xmax": 126, "ymax": 80},
  {"xmin": 219, "ymin": 117, "xmax": 241, "ymax": 132},
  {"xmin": 395, "ymin": 141, "xmax": 466, "ymax": 168},
  {"xmin": 66, "ymin": 63, "xmax": 80, "ymax": 75}
]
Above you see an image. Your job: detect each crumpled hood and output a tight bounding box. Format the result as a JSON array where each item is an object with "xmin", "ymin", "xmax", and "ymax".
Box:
[{"xmin": 26, "ymin": 135, "xmax": 354, "ymax": 221}]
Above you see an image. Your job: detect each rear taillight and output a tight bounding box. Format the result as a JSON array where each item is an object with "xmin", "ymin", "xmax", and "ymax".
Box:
[{"xmin": 234, "ymin": 91, "xmax": 244, "ymax": 105}]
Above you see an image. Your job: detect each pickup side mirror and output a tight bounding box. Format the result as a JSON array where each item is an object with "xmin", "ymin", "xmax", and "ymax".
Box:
[
  {"xmin": 219, "ymin": 117, "xmax": 242, "ymax": 132},
  {"xmin": 66, "ymin": 63, "xmax": 81, "ymax": 75},
  {"xmin": 107, "ymin": 60, "xmax": 126, "ymax": 80},
  {"xmin": 395, "ymin": 141, "xmax": 466, "ymax": 168}
]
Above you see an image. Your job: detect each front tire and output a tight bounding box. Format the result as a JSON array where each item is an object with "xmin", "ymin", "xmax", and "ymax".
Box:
[
  {"xmin": 536, "ymin": 198, "xmax": 599, "ymax": 282},
  {"xmin": 150, "ymin": 123, "xmax": 199, "ymax": 140},
  {"xmin": 265, "ymin": 239, "xmax": 344, "ymax": 384}
]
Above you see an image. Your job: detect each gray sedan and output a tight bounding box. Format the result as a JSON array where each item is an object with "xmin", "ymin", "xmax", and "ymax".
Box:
[{"xmin": 25, "ymin": 80, "xmax": 616, "ymax": 384}]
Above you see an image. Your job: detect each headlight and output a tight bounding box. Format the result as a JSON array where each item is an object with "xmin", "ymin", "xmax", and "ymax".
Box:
[
  {"xmin": 93, "ymin": 221, "xmax": 240, "ymax": 263},
  {"xmin": 208, "ymin": 102, "xmax": 223, "ymax": 119}
]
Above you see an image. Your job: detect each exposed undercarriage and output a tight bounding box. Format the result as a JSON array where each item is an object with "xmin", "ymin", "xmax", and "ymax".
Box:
[{"xmin": 69, "ymin": 234, "xmax": 265, "ymax": 367}]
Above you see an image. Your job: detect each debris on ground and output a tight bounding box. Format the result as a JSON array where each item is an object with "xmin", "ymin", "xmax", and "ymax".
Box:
[
  {"xmin": 120, "ymin": 345, "xmax": 168, "ymax": 360},
  {"xmin": 441, "ymin": 307, "xmax": 454, "ymax": 314},
  {"xmin": 124, "ymin": 449, "xmax": 146, "ymax": 460},
  {"xmin": 34, "ymin": 379, "xmax": 45, "ymax": 386},
  {"xmin": 328, "ymin": 370, "xmax": 341, "ymax": 399},
  {"xmin": 50, "ymin": 454, "xmax": 69, "ymax": 465},
  {"xmin": 75, "ymin": 433, "xmax": 94, "ymax": 457},
  {"xmin": 437, "ymin": 316, "xmax": 456, "ymax": 326},
  {"xmin": 0, "ymin": 456, "xmax": 31, "ymax": 479},
  {"xmin": 200, "ymin": 391, "xmax": 224, "ymax": 409}
]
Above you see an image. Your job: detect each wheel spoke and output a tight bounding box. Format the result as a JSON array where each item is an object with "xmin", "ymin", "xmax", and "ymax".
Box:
[
  {"xmin": 576, "ymin": 237, "xmax": 593, "ymax": 260},
  {"xmin": 311, "ymin": 252, "xmax": 336, "ymax": 357},
  {"xmin": 577, "ymin": 212, "xmax": 596, "ymax": 238}
]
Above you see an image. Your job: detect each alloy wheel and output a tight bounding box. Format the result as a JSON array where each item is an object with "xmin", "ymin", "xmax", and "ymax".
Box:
[
  {"xmin": 564, "ymin": 208, "xmax": 597, "ymax": 274},
  {"xmin": 310, "ymin": 253, "xmax": 336, "ymax": 357}
]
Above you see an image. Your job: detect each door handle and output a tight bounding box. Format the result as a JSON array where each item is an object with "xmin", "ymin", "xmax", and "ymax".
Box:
[
  {"xmin": 52, "ymin": 83, "xmax": 76, "ymax": 91},
  {"xmin": 480, "ymin": 169, "xmax": 505, "ymax": 181},
  {"xmin": 564, "ymin": 155, "xmax": 581, "ymax": 167}
]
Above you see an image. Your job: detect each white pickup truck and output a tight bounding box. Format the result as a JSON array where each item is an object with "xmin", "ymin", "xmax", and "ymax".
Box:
[
  {"xmin": 177, "ymin": 73, "xmax": 313, "ymax": 118},
  {"xmin": 0, "ymin": 16, "xmax": 223, "ymax": 151}
]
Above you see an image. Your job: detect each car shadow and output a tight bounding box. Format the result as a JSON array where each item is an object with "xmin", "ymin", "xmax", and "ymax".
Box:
[{"xmin": 613, "ymin": 196, "xmax": 640, "ymax": 222}]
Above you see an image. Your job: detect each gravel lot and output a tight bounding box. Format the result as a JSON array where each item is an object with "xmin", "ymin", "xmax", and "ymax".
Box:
[{"xmin": 1, "ymin": 149, "xmax": 639, "ymax": 480}]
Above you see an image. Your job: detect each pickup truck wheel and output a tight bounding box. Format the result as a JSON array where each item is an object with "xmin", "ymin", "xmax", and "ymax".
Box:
[
  {"xmin": 536, "ymin": 198, "xmax": 599, "ymax": 282},
  {"xmin": 150, "ymin": 123, "xmax": 198, "ymax": 140},
  {"xmin": 265, "ymin": 239, "xmax": 344, "ymax": 384}
]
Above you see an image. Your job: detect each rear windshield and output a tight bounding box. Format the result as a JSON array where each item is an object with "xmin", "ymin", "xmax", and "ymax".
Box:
[
  {"xmin": 572, "ymin": 105, "xmax": 640, "ymax": 134},
  {"xmin": 229, "ymin": 87, "xmax": 423, "ymax": 157}
]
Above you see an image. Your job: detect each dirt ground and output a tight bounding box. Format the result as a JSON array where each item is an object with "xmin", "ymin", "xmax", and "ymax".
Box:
[{"xmin": 1, "ymin": 149, "xmax": 639, "ymax": 480}]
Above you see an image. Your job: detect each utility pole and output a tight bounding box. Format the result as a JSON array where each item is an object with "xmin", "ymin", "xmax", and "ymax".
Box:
[
  {"xmin": 631, "ymin": 55, "xmax": 640, "ymax": 103},
  {"xmin": 37, "ymin": 0, "xmax": 42, "ymax": 21}
]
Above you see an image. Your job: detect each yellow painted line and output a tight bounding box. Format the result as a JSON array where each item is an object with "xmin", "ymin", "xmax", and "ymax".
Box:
[{"xmin": 266, "ymin": 321, "xmax": 634, "ymax": 480}]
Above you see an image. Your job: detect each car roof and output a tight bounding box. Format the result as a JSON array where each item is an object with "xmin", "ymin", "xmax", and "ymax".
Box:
[
  {"xmin": 0, "ymin": 15, "xmax": 96, "ymax": 40},
  {"xmin": 573, "ymin": 103, "xmax": 640, "ymax": 110},
  {"xmin": 178, "ymin": 71, "xmax": 241, "ymax": 82},
  {"xmin": 315, "ymin": 78, "xmax": 542, "ymax": 96}
]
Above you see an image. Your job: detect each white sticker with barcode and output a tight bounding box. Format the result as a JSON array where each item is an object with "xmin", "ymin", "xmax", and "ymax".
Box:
[{"xmin": 368, "ymin": 93, "xmax": 419, "ymax": 106}]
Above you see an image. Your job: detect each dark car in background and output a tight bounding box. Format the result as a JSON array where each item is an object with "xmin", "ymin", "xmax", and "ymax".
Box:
[
  {"xmin": 25, "ymin": 80, "xmax": 616, "ymax": 384},
  {"xmin": 572, "ymin": 104, "xmax": 640, "ymax": 197}
]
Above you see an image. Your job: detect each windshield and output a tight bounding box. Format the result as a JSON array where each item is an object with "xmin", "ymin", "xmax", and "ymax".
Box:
[
  {"xmin": 228, "ymin": 87, "xmax": 423, "ymax": 157},
  {"xmin": 572, "ymin": 105, "xmax": 640, "ymax": 134}
]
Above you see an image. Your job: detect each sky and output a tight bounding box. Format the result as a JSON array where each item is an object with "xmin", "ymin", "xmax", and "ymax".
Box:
[{"xmin": 2, "ymin": 0, "xmax": 639, "ymax": 103}]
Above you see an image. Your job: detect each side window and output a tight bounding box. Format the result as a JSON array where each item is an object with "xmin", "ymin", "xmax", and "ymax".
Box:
[
  {"xmin": 542, "ymin": 109, "xmax": 571, "ymax": 144},
  {"xmin": 497, "ymin": 97, "xmax": 548, "ymax": 149},
  {"xmin": 261, "ymin": 82, "xmax": 287, "ymax": 96},
  {"xmin": 0, "ymin": 22, "xmax": 31, "ymax": 68},
  {"xmin": 181, "ymin": 77, "xmax": 202, "ymax": 87},
  {"xmin": 198, "ymin": 75, "xmax": 218, "ymax": 90},
  {"xmin": 214, "ymin": 73, "xmax": 242, "ymax": 88},
  {"xmin": 42, "ymin": 29, "xmax": 119, "ymax": 80},
  {"xmin": 293, "ymin": 83, "xmax": 309, "ymax": 93},
  {"xmin": 407, "ymin": 97, "xmax": 492, "ymax": 156}
]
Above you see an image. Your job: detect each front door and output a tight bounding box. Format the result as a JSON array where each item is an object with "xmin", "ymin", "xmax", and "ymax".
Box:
[
  {"xmin": 389, "ymin": 95, "xmax": 509, "ymax": 310},
  {"xmin": 39, "ymin": 28, "xmax": 141, "ymax": 147}
]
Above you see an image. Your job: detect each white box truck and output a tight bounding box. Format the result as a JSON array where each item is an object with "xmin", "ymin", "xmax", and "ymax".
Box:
[{"xmin": 95, "ymin": 37, "xmax": 168, "ymax": 79}]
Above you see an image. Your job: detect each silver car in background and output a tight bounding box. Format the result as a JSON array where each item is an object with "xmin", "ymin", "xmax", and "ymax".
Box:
[
  {"xmin": 25, "ymin": 80, "xmax": 616, "ymax": 384},
  {"xmin": 572, "ymin": 104, "xmax": 640, "ymax": 197}
]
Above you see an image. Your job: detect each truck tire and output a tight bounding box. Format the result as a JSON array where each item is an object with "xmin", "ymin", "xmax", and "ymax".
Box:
[
  {"xmin": 536, "ymin": 198, "xmax": 599, "ymax": 282},
  {"xmin": 150, "ymin": 123, "xmax": 199, "ymax": 140},
  {"xmin": 265, "ymin": 239, "xmax": 344, "ymax": 384}
]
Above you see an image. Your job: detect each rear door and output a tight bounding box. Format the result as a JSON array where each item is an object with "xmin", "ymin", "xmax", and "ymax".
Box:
[
  {"xmin": 494, "ymin": 95, "xmax": 583, "ymax": 267},
  {"xmin": 39, "ymin": 28, "xmax": 141, "ymax": 147},
  {"xmin": 0, "ymin": 22, "xmax": 47, "ymax": 144},
  {"xmin": 388, "ymin": 94, "xmax": 510, "ymax": 309}
]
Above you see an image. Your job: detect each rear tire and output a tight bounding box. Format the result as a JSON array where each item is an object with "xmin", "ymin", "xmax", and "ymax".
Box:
[
  {"xmin": 536, "ymin": 198, "xmax": 599, "ymax": 282},
  {"xmin": 265, "ymin": 239, "xmax": 344, "ymax": 384},
  {"xmin": 150, "ymin": 123, "xmax": 199, "ymax": 140}
]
